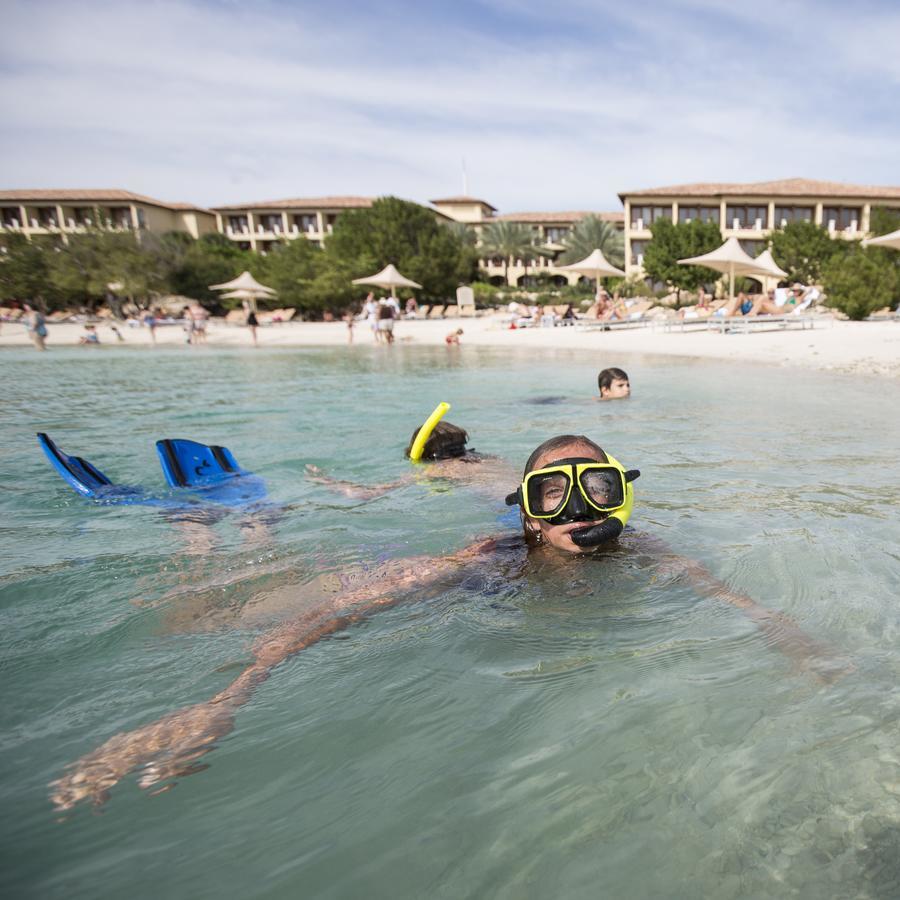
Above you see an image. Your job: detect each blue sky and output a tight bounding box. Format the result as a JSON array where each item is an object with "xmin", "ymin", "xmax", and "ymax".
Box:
[{"xmin": 1, "ymin": 0, "xmax": 899, "ymax": 212}]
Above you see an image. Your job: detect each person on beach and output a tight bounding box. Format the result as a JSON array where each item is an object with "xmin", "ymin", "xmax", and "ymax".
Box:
[
  {"xmin": 23, "ymin": 303, "xmax": 48, "ymax": 351},
  {"xmin": 182, "ymin": 306, "xmax": 195, "ymax": 345},
  {"xmin": 598, "ymin": 367, "xmax": 630, "ymax": 400},
  {"xmin": 244, "ymin": 302, "xmax": 259, "ymax": 347},
  {"xmin": 344, "ymin": 309, "xmax": 355, "ymax": 344},
  {"xmin": 364, "ymin": 293, "xmax": 380, "ymax": 343},
  {"xmin": 405, "ymin": 296, "xmax": 419, "ymax": 318},
  {"xmin": 50, "ymin": 431, "xmax": 843, "ymax": 812},
  {"xmin": 446, "ymin": 328, "xmax": 463, "ymax": 345},
  {"xmin": 191, "ymin": 305, "xmax": 209, "ymax": 344},
  {"xmin": 142, "ymin": 308, "xmax": 158, "ymax": 345},
  {"xmin": 377, "ymin": 298, "xmax": 395, "ymax": 345},
  {"xmin": 78, "ymin": 324, "xmax": 100, "ymax": 345}
]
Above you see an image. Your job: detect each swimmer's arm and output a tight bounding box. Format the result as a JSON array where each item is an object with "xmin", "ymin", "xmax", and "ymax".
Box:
[
  {"xmin": 304, "ymin": 464, "xmax": 412, "ymax": 499},
  {"xmin": 50, "ymin": 537, "xmax": 500, "ymax": 811},
  {"xmin": 635, "ymin": 533, "xmax": 847, "ymax": 679}
]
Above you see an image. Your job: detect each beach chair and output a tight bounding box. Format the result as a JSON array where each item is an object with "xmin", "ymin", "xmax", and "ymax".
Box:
[
  {"xmin": 459, "ymin": 304, "xmax": 476, "ymax": 318},
  {"xmin": 443, "ymin": 304, "xmax": 459, "ymax": 318},
  {"xmin": 428, "ymin": 305, "xmax": 446, "ymax": 319},
  {"xmin": 417, "ymin": 304, "xmax": 430, "ymax": 319}
]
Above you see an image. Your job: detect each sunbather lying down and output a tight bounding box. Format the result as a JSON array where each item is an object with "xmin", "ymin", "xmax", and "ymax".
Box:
[
  {"xmin": 717, "ymin": 289, "xmax": 814, "ymax": 318},
  {"xmin": 50, "ymin": 424, "xmax": 850, "ymax": 813}
]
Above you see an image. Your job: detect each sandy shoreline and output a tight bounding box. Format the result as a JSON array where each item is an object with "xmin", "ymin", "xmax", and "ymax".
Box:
[{"xmin": 2, "ymin": 315, "xmax": 899, "ymax": 377}]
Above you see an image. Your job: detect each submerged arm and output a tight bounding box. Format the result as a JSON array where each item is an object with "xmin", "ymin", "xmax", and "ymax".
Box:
[
  {"xmin": 50, "ymin": 537, "xmax": 500, "ymax": 812},
  {"xmin": 304, "ymin": 464, "xmax": 412, "ymax": 500},
  {"xmin": 638, "ymin": 533, "xmax": 849, "ymax": 679}
]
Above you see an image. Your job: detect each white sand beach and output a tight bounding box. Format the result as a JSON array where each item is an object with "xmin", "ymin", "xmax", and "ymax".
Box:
[{"xmin": 2, "ymin": 315, "xmax": 899, "ymax": 378}]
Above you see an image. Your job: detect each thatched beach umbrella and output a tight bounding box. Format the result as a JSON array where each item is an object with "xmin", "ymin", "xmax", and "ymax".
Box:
[
  {"xmin": 862, "ymin": 228, "xmax": 900, "ymax": 250},
  {"xmin": 352, "ymin": 263, "xmax": 422, "ymax": 295},
  {"xmin": 557, "ymin": 248, "xmax": 625, "ymax": 295},
  {"xmin": 678, "ymin": 237, "xmax": 770, "ymax": 301}
]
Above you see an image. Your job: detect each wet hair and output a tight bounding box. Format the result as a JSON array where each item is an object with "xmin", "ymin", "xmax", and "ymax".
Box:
[
  {"xmin": 597, "ymin": 367, "xmax": 629, "ymax": 394},
  {"xmin": 404, "ymin": 420, "xmax": 469, "ymax": 460},
  {"xmin": 522, "ymin": 434, "xmax": 608, "ymax": 477}
]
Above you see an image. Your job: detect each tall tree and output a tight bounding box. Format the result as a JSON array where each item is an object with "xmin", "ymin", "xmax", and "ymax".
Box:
[
  {"xmin": 641, "ymin": 218, "xmax": 722, "ymax": 299},
  {"xmin": 558, "ymin": 215, "xmax": 625, "ymax": 268},
  {"xmin": 325, "ymin": 196, "xmax": 475, "ymax": 299},
  {"xmin": 767, "ymin": 221, "xmax": 847, "ymax": 284},
  {"xmin": 0, "ymin": 233, "xmax": 58, "ymax": 309},
  {"xmin": 479, "ymin": 221, "xmax": 540, "ymax": 285},
  {"xmin": 870, "ymin": 205, "xmax": 900, "ymax": 237},
  {"xmin": 253, "ymin": 237, "xmax": 322, "ymax": 311},
  {"xmin": 167, "ymin": 232, "xmax": 252, "ymax": 304}
]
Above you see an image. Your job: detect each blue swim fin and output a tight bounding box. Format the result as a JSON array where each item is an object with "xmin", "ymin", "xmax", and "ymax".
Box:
[
  {"xmin": 155, "ymin": 439, "xmax": 246, "ymax": 488},
  {"xmin": 37, "ymin": 433, "xmax": 145, "ymax": 502},
  {"xmin": 156, "ymin": 439, "xmax": 267, "ymax": 507}
]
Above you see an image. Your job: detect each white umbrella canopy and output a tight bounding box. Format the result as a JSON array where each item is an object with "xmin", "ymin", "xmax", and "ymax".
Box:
[
  {"xmin": 209, "ymin": 270, "xmax": 275, "ymax": 294},
  {"xmin": 752, "ymin": 248, "xmax": 788, "ymax": 279},
  {"xmin": 862, "ymin": 228, "xmax": 900, "ymax": 250},
  {"xmin": 219, "ymin": 289, "xmax": 267, "ymax": 300},
  {"xmin": 557, "ymin": 248, "xmax": 626, "ymax": 280},
  {"xmin": 352, "ymin": 263, "xmax": 422, "ymax": 291},
  {"xmin": 679, "ymin": 237, "xmax": 771, "ymax": 300}
]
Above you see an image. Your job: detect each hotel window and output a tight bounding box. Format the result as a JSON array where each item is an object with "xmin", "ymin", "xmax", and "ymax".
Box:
[
  {"xmin": 228, "ymin": 215, "xmax": 249, "ymax": 233},
  {"xmin": 293, "ymin": 213, "xmax": 318, "ymax": 232},
  {"xmin": 109, "ymin": 207, "xmax": 132, "ymax": 228},
  {"xmin": 137, "ymin": 208, "xmax": 146, "ymax": 229},
  {"xmin": 630, "ymin": 240, "xmax": 650, "ymax": 265},
  {"xmin": 1, "ymin": 207, "xmax": 20, "ymax": 227},
  {"xmin": 739, "ymin": 239, "xmax": 765, "ymax": 257},
  {"xmin": 545, "ymin": 226, "xmax": 569, "ymax": 243},
  {"xmin": 678, "ymin": 206, "xmax": 720, "ymax": 225},
  {"xmin": 822, "ymin": 207, "xmax": 861, "ymax": 232},
  {"xmin": 73, "ymin": 207, "xmax": 93, "ymax": 225},
  {"xmin": 725, "ymin": 206, "xmax": 768, "ymax": 230},
  {"xmin": 37, "ymin": 207, "xmax": 58, "ymax": 227},
  {"xmin": 630, "ymin": 206, "xmax": 671, "ymax": 230},
  {"xmin": 259, "ymin": 214, "xmax": 282, "ymax": 232},
  {"xmin": 774, "ymin": 206, "xmax": 813, "ymax": 227}
]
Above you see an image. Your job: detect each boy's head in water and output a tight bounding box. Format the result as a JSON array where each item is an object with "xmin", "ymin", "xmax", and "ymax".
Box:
[
  {"xmin": 404, "ymin": 421, "xmax": 469, "ymax": 460},
  {"xmin": 520, "ymin": 434, "xmax": 611, "ymax": 553},
  {"xmin": 598, "ymin": 367, "xmax": 630, "ymax": 400}
]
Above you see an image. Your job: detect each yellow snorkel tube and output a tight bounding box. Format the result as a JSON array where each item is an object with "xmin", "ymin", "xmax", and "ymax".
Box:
[{"xmin": 408, "ymin": 402, "xmax": 451, "ymax": 462}]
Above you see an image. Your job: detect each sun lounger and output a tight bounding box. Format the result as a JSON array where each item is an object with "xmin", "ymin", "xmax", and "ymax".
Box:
[
  {"xmin": 708, "ymin": 314, "xmax": 815, "ymax": 334},
  {"xmin": 459, "ymin": 305, "xmax": 476, "ymax": 318},
  {"xmin": 428, "ymin": 305, "xmax": 446, "ymax": 319},
  {"xmin": 416, "ymin": 304, "xmax": 430, "ymax": 319},
  {"xmin": 443, "ymin": 304, "xmax": 459, "ymax": 318}
]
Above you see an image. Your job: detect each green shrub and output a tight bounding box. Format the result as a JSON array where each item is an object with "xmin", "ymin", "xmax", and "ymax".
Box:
[{"xmin": 823, "ymin": 246, "xmax": 900, "ymax": 320}]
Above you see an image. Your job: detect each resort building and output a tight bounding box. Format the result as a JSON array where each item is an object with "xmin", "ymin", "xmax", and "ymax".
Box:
[
  {"xmin": 0, "ymin": 189, "xmax": 216, "ymax": 242},
  {"xmin": 431, "ymin": 196, "xmax": 625, "ymax": 285},
  {"xmin": 211, "ymin": 197, "xmax": 375, "ymax": 252},
  {"xmin": 619, "ymin": 177, "xmax": 900, "ymax": 276}
]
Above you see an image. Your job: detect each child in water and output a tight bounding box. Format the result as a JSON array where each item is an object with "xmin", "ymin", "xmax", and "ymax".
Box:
[
  {"xmin": 598, "ymin": 367, "xmax": 630, "ymax": 400},
  {"xmin": 49, "ymin": 430, "xmax": 842, "ymax": 812}
]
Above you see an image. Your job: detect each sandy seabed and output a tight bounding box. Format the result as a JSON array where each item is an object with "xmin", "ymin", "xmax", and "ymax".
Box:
[{"xmin": 2, "ymin": 315, "xmax": 899, "ymax": 378}]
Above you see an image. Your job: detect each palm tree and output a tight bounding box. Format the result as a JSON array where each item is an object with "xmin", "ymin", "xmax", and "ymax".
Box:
[
  {"xmin": 479, "ymin": 221, "xmax": 541, "ymax": 285},
  {"xmin": 558, "ymin": 215, "xmax": 625, "ymax": 269}
]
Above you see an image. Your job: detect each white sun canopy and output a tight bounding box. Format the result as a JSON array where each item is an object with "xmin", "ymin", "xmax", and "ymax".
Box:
[
  {"xmin": 209, "ymin": 271, "xmax": 275, "ymax": 294},
  {"xmin": 557, "ymin": 248, "xmax": 626, "ymax": 280},
  {"xmin": 352, "ymin": 263, "xmax": 422, "ymax": 291},
  {"xmin": 679, "ymin": 237, "xmax": 772, "ymax": 299},
  {"xmin": 752, "ymin": 249, "xmax": 788, "ymax": 279},
  {"xmin": 862, "ymin": 228, "xmax": 900, "ymax": 251}
]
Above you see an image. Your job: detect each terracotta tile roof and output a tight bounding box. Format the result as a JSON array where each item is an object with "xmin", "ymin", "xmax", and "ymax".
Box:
[
  {"xmin": 619, "ymin": 177, "xmax": 900, "ymax": 201},
  {"xmin": 494, "ymin": 210, "xmax": 624, "ymax": 224},
  {"xmin": 0, "ymin": 188, "xmax": 212, "ymax": 213},
  {"xmin": 213, "ymin": 196, "xmax": 374, "ymax": 211},
  {"xmin": 430, "ymin": 196, "xmax": 497, "ymax": 210}
]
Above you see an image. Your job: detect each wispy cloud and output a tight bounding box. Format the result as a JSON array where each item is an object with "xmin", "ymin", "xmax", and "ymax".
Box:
[{"xmin": 1, "ymin": 0, "xmax": 898, "ymax": 211}]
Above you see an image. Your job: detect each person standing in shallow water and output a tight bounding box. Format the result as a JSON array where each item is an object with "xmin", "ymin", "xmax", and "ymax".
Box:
[
  {"xmin": 598, "ymin": 367, "xmax": 630, "ymax": 400},
  {"xmin": 49, "ymin": 430, "xmax": 846, "ymax": 812},
  {"xmin": 244, "ymin": 302, "xmax": 259, "ymax": 347}
]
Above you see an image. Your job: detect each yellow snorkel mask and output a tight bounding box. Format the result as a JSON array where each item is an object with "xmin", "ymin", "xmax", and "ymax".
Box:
[{"xmin": 506, "ymin": 454, "xmax": 639, "ymax": 547}]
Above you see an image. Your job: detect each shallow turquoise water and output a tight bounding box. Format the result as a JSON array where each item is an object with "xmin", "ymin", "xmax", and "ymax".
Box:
[{"xmin": 2, "ymin": 344, "xmax": 900, "ymax": 899}]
